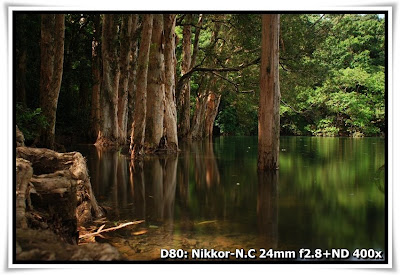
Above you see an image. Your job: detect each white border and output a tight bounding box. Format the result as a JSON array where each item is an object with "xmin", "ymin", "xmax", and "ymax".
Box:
[{"xmin": 5, "ymin": 4, "xmax": 393, "ymax": 272}]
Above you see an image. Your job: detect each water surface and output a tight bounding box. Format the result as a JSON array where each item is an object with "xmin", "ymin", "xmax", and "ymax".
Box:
[{"xmin": 74, "ymin": 136, "xmax": 385, "ymax": 261}]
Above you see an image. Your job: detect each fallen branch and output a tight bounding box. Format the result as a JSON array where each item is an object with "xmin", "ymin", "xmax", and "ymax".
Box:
[{"xmin": 79, "ymin": 220, "xmax": 144, "ymax": 239}]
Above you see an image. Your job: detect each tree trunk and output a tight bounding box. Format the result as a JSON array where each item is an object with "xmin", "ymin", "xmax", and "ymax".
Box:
[
  {"xmin": 163, "ymin": 14, "xmax": 179, "ymax": 152},
  {"xmin": 258, "ymin": 14, "xmax": 280, "ymax": 170},
  {"xmin": 177, "ymin": 14, "xmax": 192, "ymax": 139},
  {"xmin": 145, "ymin": 14, "xmax": 165, "ymax": 152},
  {"xmin": 39, "ymin": 14, "xmax": 65, "ymax": 149},
  {"xmin": 117, "ymin": 15, "xmax": 134, "ymax": 145},
  {"xmin": 96, "ymin": 14, "xmax": 120, "ymax": 147},
  {"xmin": 204, "ymin": 91, "xmax": 221, "ymax": 138},
  {"xmin": 190, "ymin": 78, "xmax": 208, "ymax": 139},
  {"xmin": 90, "ymin": 14, "xmax": 102, "ymax": 142},
  {"xmin": 131, "ymin": 14, "xmax": 153, "ymax": 157},
  {"xmin": 127, "ymin": 15, "xmax": 140, "ymax": 142}
]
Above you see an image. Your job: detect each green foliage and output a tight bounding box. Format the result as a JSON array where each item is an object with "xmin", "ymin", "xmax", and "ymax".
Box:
[
  {"xmin": 16, "ymin": 104, "xmax": 48, "ymax": 143},
  {"xmin": 279, "ymin": 14, "xmax": 385, "ymax": 137}
]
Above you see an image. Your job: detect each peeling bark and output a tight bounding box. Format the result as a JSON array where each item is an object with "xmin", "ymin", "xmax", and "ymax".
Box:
[
  {"xmin": 117, "ymin": 15, "xmax": 134, "ymax": 145},
  {"xmin": 131, "ymin": 14, "xmax": 153, "ymax": 157},
  {"xmin": 177, "ymin": 14, "xmax": 192, "ymax": 139},
  {"xmin": 145, "ymin": 14, "xmax": 165, "ymax": 151},
  {"xmin": 163, "ymin": 14, "xmax": 179, "ymax": 152}
]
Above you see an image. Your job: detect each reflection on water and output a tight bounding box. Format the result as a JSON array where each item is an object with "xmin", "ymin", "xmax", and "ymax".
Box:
[{"xmin": 74, "ymin": 136, "xmax": 385, "ymax": 261}]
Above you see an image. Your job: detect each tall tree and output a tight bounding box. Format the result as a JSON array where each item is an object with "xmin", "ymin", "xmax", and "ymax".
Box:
[
  {"xmin": 127, "ymin": 15, "xmax": 140, "ymax": 142},
  {"xmin": 258, "ymin": 14, "xmax": 280, "ymax": 170},
  {"xmin": 177, "ymin": 14, "xmax": 192, "ymax": 139},
  {"xmin": 96, "ymin": 14, "xmax": 120, "ymax": 147},
  {"xmin": 39, "ymin": 14, "xmax": 65, "ymax": 149},
  {"xmin": 117, "ymin": 14, "xmax": 135, "ymax": 145},
  {"xmin": 145, "ymin": 14, "xmax": 165, "ymax": 151},
  {"xmin": 131, "ymin": 14, "xmax": 153, "ymax": 157},
  {"xmin": 90, "ymin": 14, "xmax": 102, "ymax": 142},
  {"xmin": 163, "ymin": 14, "xmax": 179, "ymax": 151}
]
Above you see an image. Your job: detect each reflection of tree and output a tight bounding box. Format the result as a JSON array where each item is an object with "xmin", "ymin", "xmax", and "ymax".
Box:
[
  {"xmin": 257, "ymin": 171, "xmax": 278, "ymax": 248},
  {"xmin": 162, "ymin": 156, "xmax": 178, "ymax": 232},
  {"xmin": 130, "ymin": 155, "xmax": 178, "ymax": 229},
  {"xmin": 191, "ymin": 140, "xmax": 220, "ymax": 189},
  {"xmin": 93, "ymin": 146, "xmax": 133, "ymax": 219}
]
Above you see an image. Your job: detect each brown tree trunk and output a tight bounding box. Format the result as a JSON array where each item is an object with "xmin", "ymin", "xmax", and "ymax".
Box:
[
  {"xmin": 39, "ymin": 14, "xmax": 65, "ymax": 149},
  {"xmin": 117, "ymin": 15, "xmax": 134, "ymax": 145},
  {"xmin": 190, "ymin": 77, "xmax": 208, "ymax": 139},
  {"xmin": 163, "ymin": 14, "xmax": 179, "ymax": 152},
  {"xmin": 145, "ymin": 14, "xmax": 165, "ymax": 152},
  {"xmin": 204, "ymin": 91, "xmax": 221, "ymax": 138},
  {"xmin": 131, "ymin": 14, "xmax": 153, "ymax": 157},
  {"xmin": 127, "ymin": 15, "xmax": 140, "ymax": 142},
  {"xmin": 96, "ymin": 14, "xmax": 120, "ymax": 147},
  {"xmin": 258, "ymin": 14, "xmax": 280, "ymax": 170},
  {"xmin": 90, "ymin": 14, "xmax": 102, "ymax": 142},
  {"xmin": 177, "ymin": 14, "xmax": 192, "ymax": 139}
]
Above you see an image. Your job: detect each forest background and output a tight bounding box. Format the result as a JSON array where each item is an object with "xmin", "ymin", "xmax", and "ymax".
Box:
[{"xmin": 14, "ymin": 13, "xmax": 386, "ymax": 149}]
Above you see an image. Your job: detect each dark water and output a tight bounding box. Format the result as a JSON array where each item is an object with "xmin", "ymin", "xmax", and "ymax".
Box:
[{"xmin": 73, "ymin": 136, "xmax": 385, "ymax": 261}]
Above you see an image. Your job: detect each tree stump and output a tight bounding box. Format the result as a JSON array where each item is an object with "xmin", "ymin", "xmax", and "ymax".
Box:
[{"xmin": 16, "ymin": 146, "xmax": 104, "ymax": 227}]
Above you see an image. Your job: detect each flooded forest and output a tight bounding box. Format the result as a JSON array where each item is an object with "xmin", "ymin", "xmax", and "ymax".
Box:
[{"xmin": 14, "ymin": 13, "xmax": 386, "ymax": 263}]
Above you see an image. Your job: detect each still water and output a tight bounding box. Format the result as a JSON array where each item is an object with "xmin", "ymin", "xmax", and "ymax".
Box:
[{"xmin": 74, "ymin": 136, "xmax": 385, "ymax": 261}]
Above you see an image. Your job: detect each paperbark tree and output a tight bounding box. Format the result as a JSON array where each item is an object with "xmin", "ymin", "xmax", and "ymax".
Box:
[
  {"xmin": 145, "ymin": 14, "xmax": 165, "ymax": 151},
  {"xmin": 117, "ymin": 14, "xmax": 134, "ymax": 145},
  {"xmin": 39, "ymin": 14, "xmax": 65, "ymax": 149},
  {"xmin": 90, "ymin": 14, "xmax": 102, "ymax": 142},
  {"xmin": 177, "ymin": 14, "xmax": 192, "ymax": 139},
  {"xmin": 96, "ymin": 14, "xmax": 120, "ymax": 147},
  {"xmin": 258, "ymin": 14, "xmax": 280, "ymax": 170},
  {"xmin": 131, "ymin": 14, "xmax": 153, "ymax": 157},
  {"xmin": 163, "ymin": 14, "xmax": 179, "ymax": 151},
  {"xmin": 127, "ymin": 15, "xmax": 140, "ymax": 141}
]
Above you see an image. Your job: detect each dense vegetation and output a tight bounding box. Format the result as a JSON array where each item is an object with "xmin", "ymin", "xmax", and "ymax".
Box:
[{"xmin": 15, "ymin": 13, "xmax": 385, "ymax": 147}]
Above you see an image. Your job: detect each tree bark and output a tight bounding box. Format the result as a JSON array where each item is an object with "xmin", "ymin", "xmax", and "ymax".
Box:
[
  {"xmin": 90, "ymin": 14, "xmax": 102, "ymax": 142},
  {"xmin": 131, "ymin": 14, "xmax": 153, "ymax": 157},
  {"xmin": 96, "ymin": 14, "xmax": 120, "ymax": 147},
  {"xmin": 190, "ymin": 77, "xmax": 208, "ymax": 139},
  {"xmin": 117, "ymin": 15, "xmax": 134, "ymax": 145},
  {"xmin": 163, "ymin": 14, "xmax": 179, "ymax": 152},
  {"xmin": 127, "ymin": 15, "xmax": 140, "ymax": 142},
  {"xmin": 204, "ymin": 91, "xmax": 221, "ymax": 138},
  {"xmin": 177, "ymin": 14, "xmax": 192, "ymax": 139},
  {"xmin": 39, "ymin": 14, "xmax": 65, "ymax": 149},
  {"xmin": 145, "ymin": 14, "xmax": 165, "ymax": 151},
  {"xmin": 258, "ymin": 14, "xmax": 280, "ymax": 170}
]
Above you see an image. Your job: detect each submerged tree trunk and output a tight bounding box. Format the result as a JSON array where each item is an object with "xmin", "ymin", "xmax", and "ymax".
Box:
[
  {"xmin": 258, "ymin": 14, "xmax": 280, "ymax": 170},
  {"xmin": 204, "ymin": 91, "xmax": 221, "ymax": 138},
  {"xmin": 163, "ymin": 14, "xmax": 179, "ymax": 152},
  {"xmin": 190, "ymin": 77, "xmax": 208, "ymax": 139},
  {"xmin": 131, "ymin": 14, "xmax": 153, "ymax": 157},
  {"xmin": 39, "ymin": 14, "xmax": 65, "ymax": 149},
  {"xmin": 127, "ymin": 15, "xmax": 140, "ymax": 142},
  {"xmin": 145, "ymin": 14, "xmax": 165, "ymax": 152},
  {"xmin": 90, "ymin": 14, "xmax": 102, "ymax": 142},
  {"xmin": 117, "ymin": 15, "xmax": 134, "ymax": 145},
  {"xmin": 177, "ymin": 14, "xmax": 192, "ymax": 139},
  {"xmin": 96, "ymin": 14, "xmax": 120, "ymax": 147}
]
